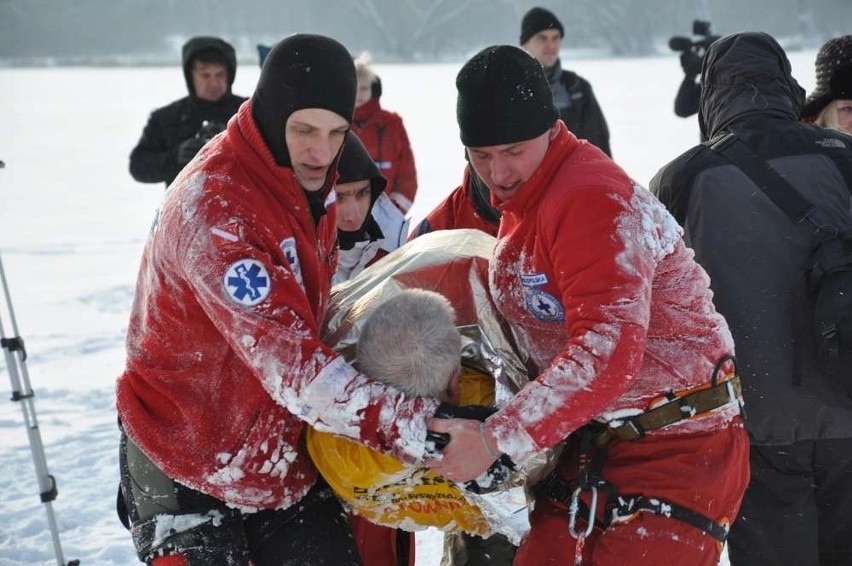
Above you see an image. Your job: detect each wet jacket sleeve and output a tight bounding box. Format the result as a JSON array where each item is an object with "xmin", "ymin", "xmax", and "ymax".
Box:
[
  {"xmin": 487, "ymin": 188, "xmax": 654, "ymax": 463},
  {"xmin": 129, "ymin": 110, "xmax": 183, "ymax": 185},
  {"xmin": 175, "ymin": 208, "xmax": 438, "ymax": 463}
]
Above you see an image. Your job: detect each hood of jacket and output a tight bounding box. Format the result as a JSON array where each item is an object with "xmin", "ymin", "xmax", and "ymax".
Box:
[
  {"xmin": 337, "ymin": 133, "xmax": 387, "ymax": 248},
  {"xmin": 182, "ymin": 36, "xmax": 237, "ymax": 98},
  {"xmin": 699, "ymin": 32, "xmax": 805, "ymax": 139}
]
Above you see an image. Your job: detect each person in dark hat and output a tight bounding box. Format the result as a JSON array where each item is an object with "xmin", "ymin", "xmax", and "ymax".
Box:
[
  {"xmin": 332, "ymin": 132, "xmax": 409, "ymax": 285},
  {"xmin": 116, "ymin": 34, "xmax": 440, "ymax": 565},
  {"xmin": 129, "ymin": 36, "xmax": 247, "ymax": 187},
  {"xmin": 520, "ymin": 7, "xmax": 611, "ymax": 156},
  {"xmin": 652, "ymin": 31, "xmax": 852, "ymax": 565},
  {"xmin": 802, "ymin": 35, "xmax": 852, "ymax": 134},
  {"xmin": 425, "ymin": 44, "xmax": 749, "ymax": 566}
]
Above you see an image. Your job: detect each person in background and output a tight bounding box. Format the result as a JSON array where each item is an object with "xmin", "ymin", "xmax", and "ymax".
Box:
[
  {"xmin": 334, "ymin": 133, "xmax": 409, "ymax": 285},
  {"xmin": 352, "ymin": 53, "xmax": 419, "ymax": 214},
  {"xmin": 520, "ymin": 7, "xmax": 611, "ymax": 156},
  {"xmin": 651, "ymin": 31, "xmax": 852, "ymax": 565},
  {"xmin": 801, "ymin": 35, "xmax": 852, "ymax": 135},
  {"xmin": 129, "ymin": 36, "xmax": 246, "ymax": 187},
  {"xmin": 116, "ymin": 34, "xmax": 438, "ymax": 565},
  {"xmin": 426, "ymin": 44, "xmax": 748, "ymax": 566}
]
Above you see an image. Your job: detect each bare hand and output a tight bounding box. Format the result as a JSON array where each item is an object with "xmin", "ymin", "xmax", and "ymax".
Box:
[{"xmin": 423, "ymin": 417, "xmax": 498, "ymax": 483}]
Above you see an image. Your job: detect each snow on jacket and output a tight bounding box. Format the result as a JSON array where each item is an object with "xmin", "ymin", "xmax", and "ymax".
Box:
[
  {"xmin": 410, "ymin": 165, "xmax": 500, "ymax": 240},
  {"xmin": 129, "ymin": 36, "xmax": 246, "ymax": 186},
  {"xmin": 484, "ymin": 122, "xmax": 738, "ymax": 465},
  {"xmin": 352, "ymin": 97, "xmax": 418, "ymax": 212},
  {"xmin": 651, "ymin": 32, "xmax": 852, "ymax": 445},
  {"xmin": 116, "ymin": 102, "xmax": 438, "ymax": 511}
]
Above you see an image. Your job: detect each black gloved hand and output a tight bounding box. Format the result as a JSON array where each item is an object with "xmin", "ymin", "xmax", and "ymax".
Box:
[
  {"xmin": 680, "ymin": 50, "xmax": 703, "ymax": 77},
  {"xmin": 176, "ymin": 137, "xmax": 206, "ymax": 166}
]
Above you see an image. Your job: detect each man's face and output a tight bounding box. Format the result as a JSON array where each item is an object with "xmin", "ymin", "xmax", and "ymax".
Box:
[
  {"xmin": 334, "ymin": 180, "xmax": 372, "ymax": 231},
  {"xmin": 466, "ymin": 124, "xmax": 557, "ymax": 203},
  {"xmin": 285, "ymin": 109, "xmax": 349, "ymax": 192},
  {"xmin": 523, "ymin": 29, "xmax": 562, "ymax": 69},
  {"xmin": 355, "ymin": 78, "xmax": 373, "ymax": 109},
  {"xmin": 191, "ymin": 60, "xmax": 229, "ymax": 102}
]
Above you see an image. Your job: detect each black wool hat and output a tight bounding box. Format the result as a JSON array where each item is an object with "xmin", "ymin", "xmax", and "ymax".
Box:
[
  {"xmin": 802, "ymin": 35, "xmax": 852, "ymax": 120},
  {"xmin": 456, "ymin": 45, "xmax": 559, "ymax": 147},
  {"xmin": 251, "ymin": 34, "xmax": 357, "ymax": 167},
  {"xmin": 520, "ymin": 7, "xmax": 564, "ymax": 45}
]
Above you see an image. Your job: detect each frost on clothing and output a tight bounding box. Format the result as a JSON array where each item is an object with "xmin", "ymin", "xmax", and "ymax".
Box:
[
  {"xmin": 485, "ymin": 122, "xmax": 737, "ymax": 465},
  {"xmin": 116, "ymin": 101, "xmax": 437, "ymax": 511}
]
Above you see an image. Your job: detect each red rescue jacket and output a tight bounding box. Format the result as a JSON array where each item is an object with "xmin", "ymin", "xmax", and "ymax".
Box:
[
  {"xmin": 116, "ymin": 102, "xmax": 437, "ymax": 511},
  {"xmin": 352, "ymin": 97, "xmax": 418, "ymax": 212},
  {"xmin": 485, "ymin": 122, "xmax": 738, "ymax": 465}
]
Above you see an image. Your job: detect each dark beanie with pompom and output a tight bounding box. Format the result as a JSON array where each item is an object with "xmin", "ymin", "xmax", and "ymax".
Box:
[
  {"xmin": 251, "ymin": 34, "xmax": 356, "ymax": 167},
  {"xmin": 520, "ymin": 7, "xmax": 564, "ymax": 45},
  {"xmin": 456, "ymin": 45, "xmax": 558, "ymax": 147}
]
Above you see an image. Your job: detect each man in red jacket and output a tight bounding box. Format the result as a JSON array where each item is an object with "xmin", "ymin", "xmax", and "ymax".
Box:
[
  {"xmin": 116, "ymin": 35, "xmax": 438, "ymax": 566},
  {"xmin": 426, "ymin": 45, "xmax": 749, "ymax": 566},
  {"xmin": 352, "ymin": 54, "xmax": 419, "ymax": 214}
]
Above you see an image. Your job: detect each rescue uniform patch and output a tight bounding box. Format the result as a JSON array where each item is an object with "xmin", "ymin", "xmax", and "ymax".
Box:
[{"xmin": 224, "ymin": 259, "xmax": 271, "ymax": 306}]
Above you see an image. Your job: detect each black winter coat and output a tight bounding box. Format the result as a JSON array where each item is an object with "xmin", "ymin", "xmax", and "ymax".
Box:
[
  {"xmin": 547, "ymin": 61, "xmax": 611, "ymax": 156},
  {"xmin": 650, "ymin": 32, "xmax": 852, "ymax": 445},
  {"xmin": 129, "ymin": 37, "xmax": 247, "ymax": 186}
]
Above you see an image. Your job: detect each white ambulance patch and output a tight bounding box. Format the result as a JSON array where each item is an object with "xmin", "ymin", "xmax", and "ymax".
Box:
[
  {"xmin": 280, "ymin": 237, "xmax": 305, "ymax": 288},
  {"xmin": 520, "ymin": 272, "xmax": 548, "ymax": 287},
  {"xmin": 224, "ymin": 259, "xmax": 271, "ymax": 306},
  {"xmin": 525, "ymin": 288, "xmax": 564, "ymax": 322}
]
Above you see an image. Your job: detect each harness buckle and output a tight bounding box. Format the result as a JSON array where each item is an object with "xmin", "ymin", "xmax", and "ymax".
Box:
[{"xmin": 568, "ymin": 485, "xmax": 597, "ymax": 539}]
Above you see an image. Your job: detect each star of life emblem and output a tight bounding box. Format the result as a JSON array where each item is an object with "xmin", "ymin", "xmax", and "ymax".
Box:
[{"xmin": 224, "ymin": 259, "xmax": 271, "ymax": 306}]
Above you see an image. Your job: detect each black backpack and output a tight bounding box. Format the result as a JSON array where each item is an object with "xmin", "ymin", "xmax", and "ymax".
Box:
[{"xmin": 710, "ymin": 131, "xmax": 852, "ymax": 396}]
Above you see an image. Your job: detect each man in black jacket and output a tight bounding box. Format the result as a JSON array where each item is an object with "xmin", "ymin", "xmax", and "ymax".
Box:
[
  {"xmin": 129, "ymin": 36, "xmax": 247, "ymax": 187},
  {"xmin": 651, "ymin": 32, "xmax": 852, "ymax": 565},
  {"xmin": 519, "ymin": 7, "xmax": 611, "ymax": 156}
]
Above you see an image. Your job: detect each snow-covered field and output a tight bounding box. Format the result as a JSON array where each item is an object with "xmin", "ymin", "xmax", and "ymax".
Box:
[{"xmin": 0, "ymin": 49, "xmax": 817, "ymax": 565}]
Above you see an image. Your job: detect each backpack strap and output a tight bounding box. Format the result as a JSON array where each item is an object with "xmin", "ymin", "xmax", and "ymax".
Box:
[{"xmin": 708, "ymin": 131, "xmax": 815, "ymax": 224}]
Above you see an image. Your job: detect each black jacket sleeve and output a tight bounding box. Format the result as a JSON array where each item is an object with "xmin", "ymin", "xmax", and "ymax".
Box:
[
  {"xmin": 578, "ymin": 81, "xmax": 611, "ymax": 157},
  {"xmin": 129, "ymin": 109, "xmax": 183, "ymax": 186}
]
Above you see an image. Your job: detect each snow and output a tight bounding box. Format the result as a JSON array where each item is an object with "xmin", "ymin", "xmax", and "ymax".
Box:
[{"xmin": 0, "ymin": 50, "xmax": 818, "ymax": 565}]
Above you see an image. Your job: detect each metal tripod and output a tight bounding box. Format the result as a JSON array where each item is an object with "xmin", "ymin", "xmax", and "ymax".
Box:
[{"xmin": 1, "ymin": 178, "xmax": 77, "ymax": 564}]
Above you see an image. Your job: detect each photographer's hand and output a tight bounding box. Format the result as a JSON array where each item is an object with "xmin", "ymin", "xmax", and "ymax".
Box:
[{"xmin": 176, "ymin": 137, "xmax": 206, "ymax": 167}]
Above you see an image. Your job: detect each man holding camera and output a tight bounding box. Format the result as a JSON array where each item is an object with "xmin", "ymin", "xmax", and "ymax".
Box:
[{"xmin": 129, "ymin": 36, "xmax": 247, "ymax": 187}]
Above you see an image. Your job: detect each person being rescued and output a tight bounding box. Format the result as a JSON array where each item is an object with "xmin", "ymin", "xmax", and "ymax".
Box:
[{"xmin": 309, "ymin": 229, "xmax": 533, "ymax": 550}]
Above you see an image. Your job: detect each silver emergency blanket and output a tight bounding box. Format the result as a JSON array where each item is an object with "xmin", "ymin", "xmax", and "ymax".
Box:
[
  {"xmin": 322, "ymin": 229, "xmax": 535, "ymax": 542},
  {"xmin": 323, "ymin": 229, "xmax": 530, "ymax": 404}
]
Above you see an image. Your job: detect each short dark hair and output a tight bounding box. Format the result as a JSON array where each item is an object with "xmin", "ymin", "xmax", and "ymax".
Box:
[{"xmin": 193, "ymin": 47, "xmax": 229, "ymax": 67}]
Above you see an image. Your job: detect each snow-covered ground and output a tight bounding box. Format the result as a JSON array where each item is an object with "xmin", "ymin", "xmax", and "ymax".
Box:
[{"xmin": 0, "ymin": 49, "xmax": 817, "ymax": 565}]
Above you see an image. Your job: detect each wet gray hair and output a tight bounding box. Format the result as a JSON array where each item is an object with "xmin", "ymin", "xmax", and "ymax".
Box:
[{"xmin": 357, "ymin": 289, "xmax": 461, "ymax": 397}]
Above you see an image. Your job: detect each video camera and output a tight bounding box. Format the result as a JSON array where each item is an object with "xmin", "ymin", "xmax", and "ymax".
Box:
[
  {"xmin": 669, "ymin": 20, "xmax": 720, "ymax": 75},
  {"xmin": 195, "ymin": 120, "xmax": 226, "ymax": 143}
]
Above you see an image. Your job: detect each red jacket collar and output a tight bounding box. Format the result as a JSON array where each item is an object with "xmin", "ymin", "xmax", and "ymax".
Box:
[
  {"xmin": 353, "ymin": 97, "xmax": 382, "ymax": 123},
  {"xmin": 495, "ymin": 121, "xmax": 578, "ymax": 214}
]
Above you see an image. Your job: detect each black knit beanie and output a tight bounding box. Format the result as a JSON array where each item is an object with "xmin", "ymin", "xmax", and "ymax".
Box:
[
  {"xmin": 456, "ymin": 45, "xmax": 559, "ymax": 147},
  {"xmin": 251, "ymin": 34, "xmax": 357, "ymax": 167},
  {"xmin": 803, "ymin": 35, "xmax": 852, "ymax": 120},
  {"xmin": 520, "ymin": 7, "xmax": 564, "ymax": 45}
]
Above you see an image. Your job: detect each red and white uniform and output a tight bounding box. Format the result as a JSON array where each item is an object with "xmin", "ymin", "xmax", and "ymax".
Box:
[
  {"xmin": 352, "ymin": 97, "xmax": 418, "ymax": 212},
  {"xmin": 484, "ymin": 122, "xmax": 749, "ymax": 564},
  {"xmin": 116, "ymin": 102, "xmax": 437, "ymax": 511},
  {"xmin": 411, "ymin": 166, "xmax": 499, "ymax": 239}
]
